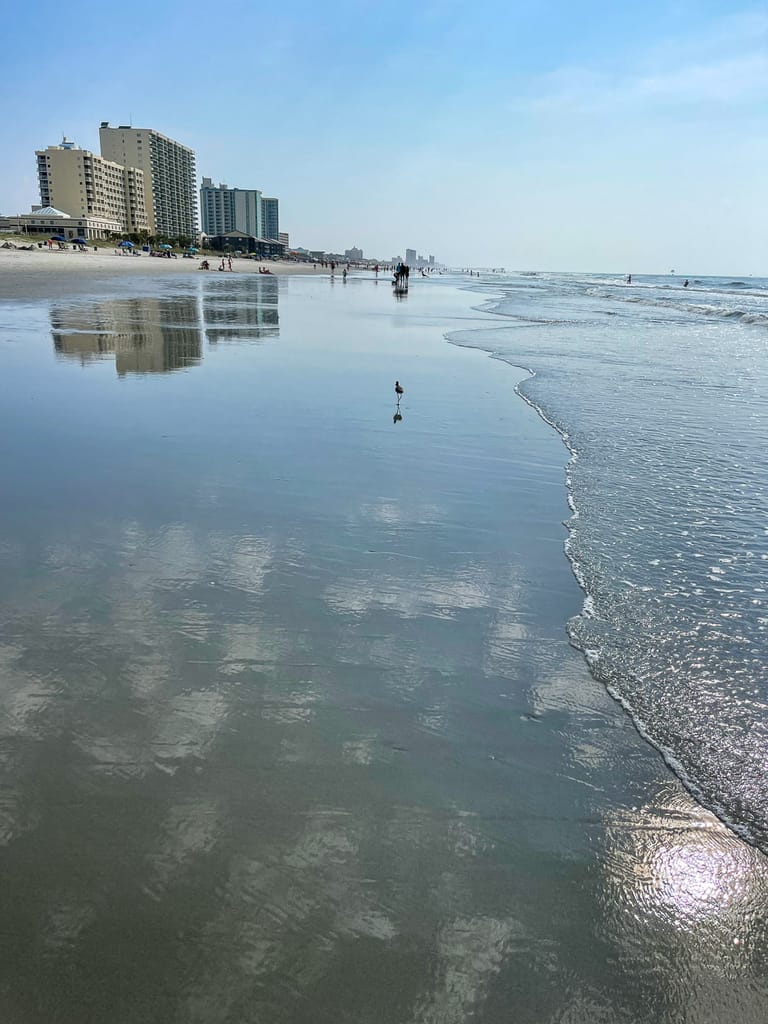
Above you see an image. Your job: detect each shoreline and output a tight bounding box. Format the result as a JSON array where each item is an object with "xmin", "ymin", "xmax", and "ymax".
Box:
[
  {"xmin": 2, "ymin": 270, "xmax": 768, "ymax": 1019},
  {"xmin": 446, "ymin": 281, "xmax": 768, "ymax": 855}
]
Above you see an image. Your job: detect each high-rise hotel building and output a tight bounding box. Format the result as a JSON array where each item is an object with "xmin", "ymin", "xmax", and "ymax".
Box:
[
  {"xmin": 261, "ymin": 197, "xmax": 279, "ymax": 241},
  {"xmin": 99, "ymin": 123, "xmax": 197, "ymax": 238},
  {"xmin": 200, "ymin": 178, "xmax": 263, "ymax": 238},
  {"xmin": 36, "ymin": 138, "xmax": 148, "ymax": 234},
  {"xmin": 200, "ymin": 179, "xmax": 280, "ymax": 242}
]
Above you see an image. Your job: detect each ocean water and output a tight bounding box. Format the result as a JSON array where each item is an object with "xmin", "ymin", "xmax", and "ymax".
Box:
[{"xmin": 452, "ymin": 271, "xmax": 768, "ymax": 848}]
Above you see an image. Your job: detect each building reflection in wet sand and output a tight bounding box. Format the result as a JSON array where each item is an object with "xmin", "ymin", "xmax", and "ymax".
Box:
[
  {"xmin": 201, "ymin": 276, "xmax": 279, "ymax": 344},
  {"xmin": 51, "ymin": 296, "xmax": 203, "ymax": 375},
  {"xmin": 50, "ymin": 278, "xmax": 280, "ymax": 374}
]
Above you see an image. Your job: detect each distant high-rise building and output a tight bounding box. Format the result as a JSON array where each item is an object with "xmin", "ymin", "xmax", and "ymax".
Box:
[
  {"xmin": 405, "ymin": 248, "xmax": 417, "ymax": 265},
  {"xmin": 278, "ymin": 231, "xmax": 290, "ymax": 252},
  {"xmin": 200, "ymin": 178, "xmax": 263, "ymax": 238},
  {"xmin": 261, "ymin": 197, "xmax": 279, "ymax": 240},
  {"xmin": 99, "ymin": 123, "xmax": 197, "ymax": 238},
  {"xmin": 345, "ymin": 245, "xmax": 363, "ymax": 261},
  {"xmin": 36, "ymin": 137, "xmax": 148, "ymax": 234},
  {"xmin": 428, "ymin": 255, "xmax": 435, "ymax": 265}
]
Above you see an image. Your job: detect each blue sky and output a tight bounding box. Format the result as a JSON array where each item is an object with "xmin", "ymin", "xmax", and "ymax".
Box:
[{"xmin": 1, "ymin": 0, "xmax": 765, "ymax": 272}]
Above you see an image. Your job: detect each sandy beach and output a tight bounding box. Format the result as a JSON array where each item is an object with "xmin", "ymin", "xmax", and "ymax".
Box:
[
  {"xmin": 0, "ymin": 244, "xmax": 324, "ymax": 288},
  {"xmin": 1, "ymin": 270, "xmax": 767, "ymax": 1023}
]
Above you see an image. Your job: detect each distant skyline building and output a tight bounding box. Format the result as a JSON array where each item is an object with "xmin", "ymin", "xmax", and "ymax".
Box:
[
  {"xmin": 405, "ymin": 248, "xmax": 416, "ymax": 265},
  {"xmin": 36, "ymin": 137, "xmax": 148, "ymax": 235},
  {"xmin": 200, "ymin": 178, "xmax": 263, "ymax": 238},
  {"xmin": 278, "ymin": 231, "xmax": 290, "ymax": 252},
  {"xmin": 345, "ymin": 245, "xmax": 363, "ymax": 261},
  {"xmin": 99, "ymin": 123, "xmax": 197, "ymax": 238},
  {"xmin": 261, "ymin": 197, "xmax": 279, "ymax": 240}
]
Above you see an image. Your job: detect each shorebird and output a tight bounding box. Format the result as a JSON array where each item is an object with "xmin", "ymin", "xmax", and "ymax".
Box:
[{"xmin": 395, "ymin": 380, "xmax": 404, "ymax": 399}]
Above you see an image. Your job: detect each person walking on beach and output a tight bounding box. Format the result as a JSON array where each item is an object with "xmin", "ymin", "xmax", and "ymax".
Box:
[{"xmin": 227, "ymin": 256, "xmax": 232, "ymax": 272}]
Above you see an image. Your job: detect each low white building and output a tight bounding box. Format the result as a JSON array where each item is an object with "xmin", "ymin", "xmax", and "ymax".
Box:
[{"xmin": 0, "ymin": 205, "xmax": 122, "ymax": 240}]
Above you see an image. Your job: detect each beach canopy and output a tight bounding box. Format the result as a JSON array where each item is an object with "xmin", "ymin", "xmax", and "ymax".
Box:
[
  {"xmin": 159, "ymin": 243, "xmax": 173, "ymax": 250},
  {"xmin": 71, "ymin": 238, "xmax": 87, "ymax": 245},
  {"xmin": 50, "ymin": 235, "xmax": 66, "ymax": 242},
  {"xmin": 186, "ymin": 246, "xmax": 198, "ymax": 252},
  {"xmin": 118, "ymin": 240, "xmax": 133, "ymax": 247}
]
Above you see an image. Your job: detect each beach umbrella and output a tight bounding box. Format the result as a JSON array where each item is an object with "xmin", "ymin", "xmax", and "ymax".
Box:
[
  {"xmin": 50, "ymin": 235, "xmax": 66, "ymax": 242},
  {"xmin": 159, "ymin": 243, "xmax": 173, "ymax": 250},
  {"xmin": 118, "ymin": 240, "xmax": 133, "ymax": 248},
  {"xmin": 186, "ymin": 246, "xmax": 198, "ymax": 252},
  {"xmin": 71, "ymin": 238, "xmax": 87, "ymax": 245}
]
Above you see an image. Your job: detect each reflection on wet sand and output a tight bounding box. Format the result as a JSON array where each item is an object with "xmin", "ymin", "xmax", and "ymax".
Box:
[
  {"xmin": 598, "ymin": 784, "xmax": 768, "ymax": 1019},
  {"xmin": 50, "ymin": 277, "xmax": 281, "ymax": 374},
  {"xmin": 2, "ymin": 275, "xmax": 767, "ymax": 1022},
  {"xmin": 51, "ymin": 296, "xmax": 203, "ymax": 374},
  {"xmin": 202, "ymin": 275, "xmax": 279, "ymax": 343}
]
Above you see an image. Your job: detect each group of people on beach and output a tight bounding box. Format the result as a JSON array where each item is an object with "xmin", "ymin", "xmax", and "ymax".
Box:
[
  {"xmin": 198, "ymin": 257, "xmax": 233, "ymax": 271},
  {"xmin": 196, "ymin": 257, "xmax": 275, "ymax": 274},
  {"xmin": 393, "ymin": 263, "xmax": 410, "ymax": 289}
]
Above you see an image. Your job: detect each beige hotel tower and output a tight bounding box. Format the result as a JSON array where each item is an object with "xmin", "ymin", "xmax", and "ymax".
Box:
[
  {"xmin": 99, "ymin": 123, "xmax": 198, "ymax": 238},
  {"xmin": 35, "ymin": 138, "xmax": 149, "ymax": 235}
]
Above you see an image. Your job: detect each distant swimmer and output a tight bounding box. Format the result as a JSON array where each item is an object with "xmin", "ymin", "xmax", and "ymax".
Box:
[
  {"xmin": 395, "ymin": 380, "xmax": 404, "ymax": 399},
  {"xmin": 626, "ymin": 274, "xmax": 632, "ymax": 284},
  {"xmin": 683, "ymin": 279, "xmax": 689, "ymax": 288}
]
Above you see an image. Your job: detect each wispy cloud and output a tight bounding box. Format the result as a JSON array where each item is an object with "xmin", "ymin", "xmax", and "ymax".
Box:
[
  {"xmin": 516, "ymin": 9, "xmax": 768, "ymax": 115},
  {"xmin": 632, "ymin": 53, "xmax": 768, "ymax": 103}
]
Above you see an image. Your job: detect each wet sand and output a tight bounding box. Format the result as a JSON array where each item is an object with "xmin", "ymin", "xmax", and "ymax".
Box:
[{"xmin": 0, "ymin": 273, "xmax": 766, "ymax": 1023}]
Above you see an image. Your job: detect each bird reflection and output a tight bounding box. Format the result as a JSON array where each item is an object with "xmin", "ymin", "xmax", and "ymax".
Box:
[{"xmin": 393, "ymin": 380, "xmax": 404, "ymax": 424}]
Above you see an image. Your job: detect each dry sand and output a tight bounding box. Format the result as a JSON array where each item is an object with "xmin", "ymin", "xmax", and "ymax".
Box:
[{"xmin": 0, "ymin": 245, "xmax": 325, "ymax": 278}]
